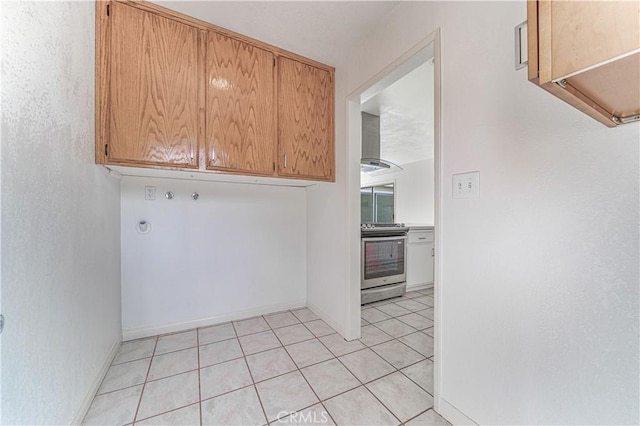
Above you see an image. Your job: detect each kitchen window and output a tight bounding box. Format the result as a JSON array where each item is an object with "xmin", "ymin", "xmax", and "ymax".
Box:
[{"xmin": 361, "ymin": 183, "xmax": 395, "ymax": 223}]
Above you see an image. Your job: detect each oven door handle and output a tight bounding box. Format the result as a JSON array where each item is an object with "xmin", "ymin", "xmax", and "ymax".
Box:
[{"xmin": 361, "ymin": 235, "xmax": 408, "ymax": 242}]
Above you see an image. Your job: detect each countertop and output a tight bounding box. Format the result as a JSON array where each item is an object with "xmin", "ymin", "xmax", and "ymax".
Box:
[{"xmin": 404, "ymin": 224, "xmax": 434, "ymax": 230}]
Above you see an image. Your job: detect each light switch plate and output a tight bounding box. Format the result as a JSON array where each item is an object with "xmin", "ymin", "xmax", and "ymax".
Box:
[{"xmin": 453, "ymin": 171, "xmax": 480, "ymax": 199}]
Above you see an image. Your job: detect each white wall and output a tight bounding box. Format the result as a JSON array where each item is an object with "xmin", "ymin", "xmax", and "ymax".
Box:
[
  {"xmin": 361, "ymin": 159, "xmax": 435, "ymax": 224},
  {"xmin": 121, "ymin": 177, "xmax": 307, "ymax": 339},
  {"xmin": 1, "ymin": 2, "xmax": 122, "ymax": 424},
  {"xmin": 342, "ymin": 1, "xmax": 639, "ymax": 425}
]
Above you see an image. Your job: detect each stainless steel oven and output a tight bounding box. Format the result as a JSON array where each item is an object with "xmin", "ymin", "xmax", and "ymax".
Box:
[{"xmin": 361, "ymin": 224, "xmax": 409, "ymax": 304}]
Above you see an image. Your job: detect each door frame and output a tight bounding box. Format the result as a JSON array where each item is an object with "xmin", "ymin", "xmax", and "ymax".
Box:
[{"xmin": 344, "ymin": 28, "xmax": 443, "ymax": 410}]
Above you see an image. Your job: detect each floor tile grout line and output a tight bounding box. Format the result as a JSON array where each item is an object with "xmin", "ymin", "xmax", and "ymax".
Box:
[
  {"xmin": 196, "ymin": 327, "xmax": 203, "ymax": 426},
  {"xmin": 235, "ymin": 318, "xmax": 270, "ymax": 426},
  {"xmin": 134, "ymin": 401, "xmax": 201, "ymax": 425},
  {"xmin": 311, "ymin": 328, "xmax": 403, "ymax": 424},
  {"xmin": 131, "ymin": 335, "xmax": 158, "ymax": 425}
]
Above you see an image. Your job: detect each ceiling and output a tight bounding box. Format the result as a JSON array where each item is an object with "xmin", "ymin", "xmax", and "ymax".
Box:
[
  {"xmin": 362, "ymin": 60, "xmax": 435, "ymax": 166},
  {"xmin": 155, "ymin": 1, "xmax": 399, "ymax": 66}
]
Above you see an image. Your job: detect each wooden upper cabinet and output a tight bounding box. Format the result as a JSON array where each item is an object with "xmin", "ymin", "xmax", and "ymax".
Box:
[
  {"xmin": 278, "ymin": 57, "xmax": 334, "ymax": 181},
  {"xmin": 96, "ymin": 1, "xmax": 335, "ymax": 182},
  {"xmin": 528, "ymin": 0, "xmax": 640, "ymax": 127},
  {"xmin": 106, "ymin": 1, "xmax": 200, "ymax": 167},
  {"xmin": 206, "ymin": 32, "xmax": 276, "ymax": 175}
]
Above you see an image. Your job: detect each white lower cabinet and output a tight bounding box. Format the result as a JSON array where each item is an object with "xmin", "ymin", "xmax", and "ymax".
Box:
[{"xmin": 406, "ymin": 229, "xmax": 434, "ymax": 287}]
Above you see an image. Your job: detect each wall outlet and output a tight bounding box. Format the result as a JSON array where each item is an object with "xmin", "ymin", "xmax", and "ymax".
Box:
[
  {"xmin": 453, "ymin": 171, "xmax": 480, "ymax": 199},
  {"xmin": 145, "ymin": 186, "xmax": 156, "ymax": 200}
]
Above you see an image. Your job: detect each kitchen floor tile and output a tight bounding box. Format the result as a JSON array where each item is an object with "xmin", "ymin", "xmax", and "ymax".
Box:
[
  {"xmin": 319, "ymin": 333, "xmax": 366, "ymax": 357},
  {"xmin": 395, "ymin": 299, "xmax": 429, "ymax": 312},
  {"xmin": 338, "ymin": 348, "xmax": 394, "ymax": 383},
  {"xmin": 285, "ymin": 339, "xmax": 334, "ymax": 368},
  {"xmin": 399, "ymin": 332, "xmax": 434, "ymax": 357},
  {"xmin": 136, "ymin": 371, "xmax": 199, "ymax": 420},
  {"xmin": 406, "ymin": 409, "xmax": 450, "ymax": 425},
  {"xmin": 274, "ymin": 323, "xmax": 315, "ymax": 346},
  {"xmin": 201, "ymin": 385, "xmax": 266, "ymax": 426},
  {"xmin": 414, "ymin": 296, "xmax": 434, "ymax": 307},
  {"xmin": 255, "ymin": 371, "xmax": 319, "ymax": 422},
  {"xmin": 359, "ymin": 325, "xmax": 393, "ymax": 347},
  {"xmin": 147, "ymin": 347, "xmax": 198, "ymax": 381},
  {"xmin": 366, "ymin": 372, "xmax": 433, "ymax": 422},
  {"xmin": 396, "ymin": 313, "xmax": 433, "ymax": 330},
  {"xmin": 360, "ymin": 318, "xmax": 369, "ymax": 326},
  {"xmin": 324, "ymin": 386, "xmax": 399, "ymax": 426},
  {"xmin": 291, "ymin": 308, "xmax": 319, "ymax": 323},
  {"xmin": 374, "ymin": 318, "xmax": 417, "ymax": 338},
  {"xmin": 246, "ymin": 347, "xmax": 297, "ymax": 382},
  {"xmin": 233, "ymin": 316, "xmax": 271, "ymax": 337},
  {"xmin": 155, "ymin": 330, "xmax": 198, "ymax": 355},
  {"xmin": 273, "ymin": 403, "xmax": 334, "ymax": 425},
  {"xmin": 360, "ymin": 308, "xmax": 391, "ymax": 324},
  {"xmin": 264, "ymin": 311, "xmax": 300, "ymax": 329},
  {"xmin": 136, "ymin": 403, "xmax": 200, "ymax": 426},
  {"xmin": 401, "ymin": 359, "xmax": 434, "ymax": 394},
  {"xmin": 304, "ymin": 320, "xmax": 335, "ymax": 337},
  {"xmin": 82, "ymin": 385, "xmax": 142, "ymax": 426},
  {"xmin": 415, "ymin": 308, "xmax": 434, "ymax": 320},
  {"xmin": 200, "ymin": 358, "xmax": 253, "ymax": 400},
  {"xmin": 423, "ymin": 327, "xmax": 434, "ymax": 337},
  {"xmin": 238, "ymin": 330, "xmax": 281, "ymax": 355},
  {"xmin": 300, "ymin": 359, "xmax": 360, "ymax": 400},
  {"xmin": 98, "ymin": 358, "xmax": 151, "ymax": 394},
  {"xmin": 198, "ymin": 323, "xmax": 236, "ymax": 346},
  {"xmin": 113, "ymin": 338, "xmax": 156, "ymax": 365},
  {"xmin": 199, "ymin": 338, "xmax": 243, "ymax": 367},
  {"xmin": 370, "ymin": 339, "xmax": 425, "ymax": 369},
  {"xmin": 376, "ymin": 303, "xmax": 412, "ymax": 317},
  {"xmin": 404, "ymin": 291, "xmax": 423, "ymax": 299}
]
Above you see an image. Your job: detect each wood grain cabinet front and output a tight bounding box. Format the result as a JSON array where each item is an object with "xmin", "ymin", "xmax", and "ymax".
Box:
[
  {"xmin": 102, "ymin": 1, "xmax": 201, "ymax": 168},
  {"xmin": 97, "ymin": 0, "xmax": 335, "ymax": 182},
  {"xmin": 527, "ymin": 0, "xmax": 640, "ymax": 127},
  {"xmin": 206, "ymin": 32, "xmax": 277, "ymax": 175},
  {"xmin": 278, "ymin": 57, "xmax": 335, "ymax": 181}
]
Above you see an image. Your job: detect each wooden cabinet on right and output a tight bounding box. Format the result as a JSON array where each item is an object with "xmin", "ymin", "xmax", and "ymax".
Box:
[
  {"xmin": 527, "ymin": 0, "xmax": 640, "ymax": 127},
  {"xmin": 278, "ymin": 57, "xmax": 335, "ymax": 181}
]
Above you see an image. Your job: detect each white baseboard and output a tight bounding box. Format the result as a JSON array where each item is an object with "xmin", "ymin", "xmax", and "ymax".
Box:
[
  {"xmin": 122, "ymin": 299, "xmax": 307, "ymax": 341},
  {"xmin": 436, "ymin": 397, "xmax": 477, "ymax": 426},
  {"xmin": 306, "ymin": 301, "xmax": 346, "ymax": 338},
  {"xmin": 407, "ymin": 282, "xmax": 434, "ymax": 292},
  {"xmin": 71, "ymin": 338, "xmax": 121, "ymax": 425}
]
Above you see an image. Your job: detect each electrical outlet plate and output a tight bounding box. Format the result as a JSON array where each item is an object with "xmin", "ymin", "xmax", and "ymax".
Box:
[
  {"xmin": 145, "ymin": 186, "xmax": 156, "ymax": 200},
  {"xmin": 453, "ymin": 171, "xmax": 480, "ymax": 199}
]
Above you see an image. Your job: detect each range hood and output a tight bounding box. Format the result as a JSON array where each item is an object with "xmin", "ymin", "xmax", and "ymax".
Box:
[{"xmin": 361, "ymin": 112, "xmax": 402, "ymax": 173}]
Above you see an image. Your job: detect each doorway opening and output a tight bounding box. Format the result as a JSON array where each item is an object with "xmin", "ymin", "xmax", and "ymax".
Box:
[{"xmin": 345, "ymin": 29, "xmax": 442, "ymax": 410}]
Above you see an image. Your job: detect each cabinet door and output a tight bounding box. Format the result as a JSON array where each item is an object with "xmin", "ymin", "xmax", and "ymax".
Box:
[
  {"xmin": 407, "ymin": 241, "xmax": 434, "ymax": 287},
  {"xmin": 206, "ymin": 32, "xmax": 276, "ymax": 175},
  {"xmin": 278, "ymin": 57, "xmax": 334, "ymax": 181},
  {"xmin": 107, "ymin": 2, "xmax": 200, "ymax": 168}
]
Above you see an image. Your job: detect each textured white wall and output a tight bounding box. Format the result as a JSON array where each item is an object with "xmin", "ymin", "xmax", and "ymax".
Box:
[
  {"xmin": 120, "ymin": 177, "xmax": 307, "ymax": 339},
  {"xmin": 1, "ymin": 2, "xmax": 122, "ymax": 424},
  {"xmin": 361, "ymin": 159, "xmax": 435, "ymax": 225},
  {"xmin": 343, "ymin": 1, "xmax": 639, "ymax": 424}
]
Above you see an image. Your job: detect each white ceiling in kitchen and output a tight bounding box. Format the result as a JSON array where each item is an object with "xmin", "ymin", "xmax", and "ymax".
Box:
[
  {"xmin": 154, "ymin": 1, "xmax": 400, "ymax": 67},
  {"xmin": 361, "ymin": 60, "xmax": 435, "ymax": 166}
]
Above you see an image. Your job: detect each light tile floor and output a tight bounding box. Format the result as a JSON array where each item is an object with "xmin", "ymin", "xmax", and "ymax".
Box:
[{"xmin": 83, "ymin": 288, "xmax": 450, "ymax": 426}]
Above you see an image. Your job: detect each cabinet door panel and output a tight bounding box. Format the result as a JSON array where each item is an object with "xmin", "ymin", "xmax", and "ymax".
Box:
[
  {"xmin": 549, "ymin": 1, "xmax": 640, "ymax": 81},
  {"xmin": 108, "ymin": 2, "xmax": 199, "ymax": 167},
  {"xmin": 206, "ymin": 32, "xmax": 276, "ymax": 174},
  {"xmin": 278, "ymin": 57, "xmax": 334, "ymax": 181}
]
